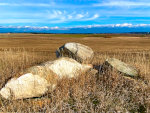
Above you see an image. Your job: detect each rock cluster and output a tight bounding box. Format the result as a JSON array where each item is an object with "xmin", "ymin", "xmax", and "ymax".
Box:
[
  {"xmin": 0, "ymin": 42, "xmax": 139, "ymax": 100},
  {"xmin": 0, "ymin": 57, "xmax": 92, "ymax": 100}
]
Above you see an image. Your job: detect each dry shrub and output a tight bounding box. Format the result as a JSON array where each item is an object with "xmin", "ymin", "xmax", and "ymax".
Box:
[{"xmin": 0, "ymin": 48, "xmax": 149, "ymax": 112}]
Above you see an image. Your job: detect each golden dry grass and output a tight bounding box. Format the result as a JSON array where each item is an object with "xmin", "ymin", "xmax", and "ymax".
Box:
[{"xmin": 0, "ymin": 33, "xmax": 150, "ymax": 112}]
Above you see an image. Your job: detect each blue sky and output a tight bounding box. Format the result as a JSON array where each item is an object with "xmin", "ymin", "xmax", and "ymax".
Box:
[{"xmin": 0, "ymin": 0, "xmax": 150, "ymax": 27}]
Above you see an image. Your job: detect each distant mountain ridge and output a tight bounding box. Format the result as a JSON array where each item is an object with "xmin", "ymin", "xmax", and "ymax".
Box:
[{"xmin": 0, "ymin": 24, "xmax": 150, "ymax": 34}]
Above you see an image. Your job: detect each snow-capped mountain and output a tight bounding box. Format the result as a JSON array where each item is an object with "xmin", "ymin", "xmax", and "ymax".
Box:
[{"xmin": 0, "ymin": 24, "xmax": 150, "ymax": 33}]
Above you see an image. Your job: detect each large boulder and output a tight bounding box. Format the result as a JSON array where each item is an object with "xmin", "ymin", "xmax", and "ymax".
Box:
[
  {"xmin": 0, "ymin": 73, "xmax": 54, "ymax": 100},
  {"xmin": 102, "ymin": 58, "xmax": 139, "ymax": 77},
  {"xmin": 42, "ymin": 57, "xmax": 93, "ymax": 78},
  {"xmin": 0, "ymin": 57, "xmax": 93, "ymax": 100},
  {"xmin": 56, "ymin": 42, "xmax": 94, "ymax": 64}
]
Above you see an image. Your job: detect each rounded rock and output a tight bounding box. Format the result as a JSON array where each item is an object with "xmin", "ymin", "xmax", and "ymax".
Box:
[
  {"xmin": 56, "ymin": 42, "xmax": 94, "ymax": 64},
  {"xmin": 103, "ymin": 58, "xmax": 139, "ymax": 77}
]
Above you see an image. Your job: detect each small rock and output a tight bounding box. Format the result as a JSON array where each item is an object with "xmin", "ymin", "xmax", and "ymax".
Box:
[
  {"xmin": 102, "ymin": 58, "xmax": 139, "ymax": 77},
  {"xmin": 0, "ymin": 57, "xmax": 93, "ymax": 100},
  {"xmin": 56, "ymin": 42, "xmax": 94, "ymax": 63}
]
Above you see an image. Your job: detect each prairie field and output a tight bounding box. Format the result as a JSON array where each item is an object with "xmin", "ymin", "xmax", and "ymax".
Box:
[{"xmin": 0, "ymin": 33, "xmax": 150, "ymax": 112}]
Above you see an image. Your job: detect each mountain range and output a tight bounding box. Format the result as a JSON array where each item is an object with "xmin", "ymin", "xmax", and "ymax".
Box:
[{"xmin": 0, "ymin": 24, "xmax": 150, "ymax": 34}]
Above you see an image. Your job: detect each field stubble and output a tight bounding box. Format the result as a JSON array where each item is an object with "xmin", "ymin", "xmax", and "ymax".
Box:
[{"xmin": 0, "ymin": 34, "xmax": 150, "ymax": 112}]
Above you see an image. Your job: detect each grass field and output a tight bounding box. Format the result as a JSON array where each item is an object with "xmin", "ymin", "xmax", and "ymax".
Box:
[{"xmin": 0, "ymin": 33, "xmax": 150, "ymax": 112}]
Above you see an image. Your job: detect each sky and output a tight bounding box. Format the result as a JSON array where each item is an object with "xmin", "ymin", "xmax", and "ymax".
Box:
[{"xmin": 0, "ymin": 0, "xmax": 150, "ymax": 27}]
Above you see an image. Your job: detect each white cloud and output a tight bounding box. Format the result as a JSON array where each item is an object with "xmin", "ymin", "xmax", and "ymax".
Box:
[
  {"xmin": 53, "ymin": 10, "xmax": 62, "ymax": 15},
  {"xmin": 85, "ymin": 14, "xmax": 99, "ymax": 21},
  {"xmin": 72, "ymin": 23, "xmax": 150, "ymax": 28},
  {"xmin": 68, "ymin": 15, "xmax": 73, "ymax": 19},
  {"xmin": 50, "ymin": 26, "xmax": 59, "ymax": 29},
  {"xmin": 0, "ymin": 2, "xmax": 54, "ymax": 7},
  {"xmin": 115, "ymin": 23, "xmax": 133, "ymax": 27},
  {"xmin": 45, "ymin": 10, "xmax": 64, "ymax": 19},
  {"xmin": 76, "ymin": 14, "xmax": 84, "ymax": 19},
  {"xmin": 45, "ymin": 11, "xmax": 99, "ymax": 23},
  {"xmin": 0, "ymin": 19, "xmax": 41, "ymax": 23},
  {"xmin": 1, "ymin": 23, "xmax": 150, "ymax": 30},
  {"xmin": 49, "ymin": 19, "xmax": 66, "ymax": 23},
  {"xmin": 0, "ymin": 9, "xmax": 99, "ymax": 24},
  {"xmin": 0, "ymin": 3, "xmax": 9, "ymax": 6},
  {"xmin": 40, "ymin": 26, "xmax": 49, "ymax": 29},
  {"xmin": 93, "ymin": 1, "xmax": 150, "ymax": 7}
]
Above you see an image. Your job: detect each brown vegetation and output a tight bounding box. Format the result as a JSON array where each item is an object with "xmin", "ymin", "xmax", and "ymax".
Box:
[{"xmin": 0, "ymin": 33, "xmax": 150, "ymax": 112}]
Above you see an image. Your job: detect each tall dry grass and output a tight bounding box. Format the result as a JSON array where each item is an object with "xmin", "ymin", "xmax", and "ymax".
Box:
[{"xmin": 0, "ymin": 48, "xmax": 149, "ymax": 112}]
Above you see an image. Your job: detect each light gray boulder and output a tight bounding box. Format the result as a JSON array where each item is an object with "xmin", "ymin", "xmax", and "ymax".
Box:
[
  {"xmin": 102, "ymin": 58, "xmax": 139, "ymax": 77},
  {"xmin": 0, "ymin": 73, "xmax": 53, "ymax": 100},
  {"xmin": 42, "ymin": 57, "xmax": 93, "ymax": 79},
  {"xmin": 0, "ymin": 57, "xmax": 93, "ymax": 100},
  {"xmin": 56, "ymin": 42, "xmax": 94, "ymax": 64}
]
